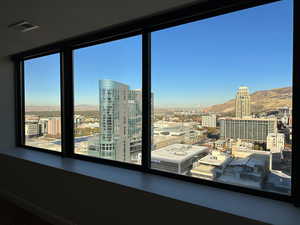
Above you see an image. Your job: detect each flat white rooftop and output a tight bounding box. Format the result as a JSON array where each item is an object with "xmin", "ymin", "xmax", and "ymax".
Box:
[
  {"xmin": 151, "ymin": 144, "xmax": 208, "ymax": 163},
  {"xmin": 198, "ymin": 152, "xmax": 231, "ymax": 166}
]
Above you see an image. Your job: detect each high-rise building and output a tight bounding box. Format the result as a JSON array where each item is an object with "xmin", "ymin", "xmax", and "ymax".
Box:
[
  {"xmin": 47, "ymin": 117, "xmax": 61, "ymax": 136},
  {"xmin": 235, "ymin": 86, "xmax": 251, "ymax": 118},
  {"xmin": 97, "ymin": 80, "xmax": 130, "ymax": 162},
  {"xmin": 128, "ymin": 89, "xmax": 143, "ymax": 157},
  {"xmin": 202, "ymin": 114, "xmax": 217, "ymax": 128},
  {"xmin": 88, "ymin": 80, "xmax": 152, "ymax": 162},
  {"xmin": 220, "ymin": 117, "xmax": 277, "ymax": 142}
]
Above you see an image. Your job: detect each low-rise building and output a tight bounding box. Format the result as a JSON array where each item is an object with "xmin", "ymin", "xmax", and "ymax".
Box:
[
  {"xmin": 218, "ymin": 153, "xmax": 269, "ymax": 189},
  {"xmin": 190, "ymin": 150, "xmax": 232, "ymax": 180},
  {"xmin": 25, "ymin": 123, "xmax": 39, "ymax": 137},
  {"xmin": 74, "ymin": 114, "xmax": 84, "ymax": 128},
  {"xmin": 231, "ymin": 139, "xmax": 254, "ymax": 152},
  {"xmin": 214, "ymin": 139, "xmax": 226, "ymax": 150},
  {"xmin": 151, "ymin": 144, "xmax": 208, "ymax": 175},
  {"xmin": 265, "ymin": 170, "xmax": 291, "ymax": 194},
  {"xmin": 202, "ymin": 114, "xmax": 217, "ymax": 128},
  {"xmin": 38, "ymin": 118, "xmax": 48, "ymax": 135},
  {"xmin": 153, "ymin": 135, "xmax": 183, "ymax": 149},
  {"xmin": 267, "ymin": 133, "xmax": 285, "ymax": 153}
]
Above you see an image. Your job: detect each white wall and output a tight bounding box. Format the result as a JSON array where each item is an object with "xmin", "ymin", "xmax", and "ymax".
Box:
[{"xmin": 0, "ymin": 57, "xmax": 15, "ymax": 148}]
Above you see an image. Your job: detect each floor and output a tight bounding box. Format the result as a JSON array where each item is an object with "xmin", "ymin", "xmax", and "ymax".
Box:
[{"xmin": 0, "ymin": 197, "xmax": 53, "ymax": 225}]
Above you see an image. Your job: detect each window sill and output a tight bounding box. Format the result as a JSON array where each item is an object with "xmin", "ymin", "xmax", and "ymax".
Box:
[{"xmin": 0, "ymin": 147, "xmax": 299, "ymax": 225}]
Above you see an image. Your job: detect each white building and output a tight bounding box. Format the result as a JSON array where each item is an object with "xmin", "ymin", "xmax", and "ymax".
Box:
[
  {"xmin": 151, "ymin": 144, "xmax": 208, "ymax": 174},
  {"xmin": 202, "ymin": 114, "xmax": 216, "ymax": 128},
  {"xmin": 190, "ymin": 150, "xmax": 232, "ymax": 180},
  {"xmin": 280, "ymin": 115, "xmax": 289, "ymax": 126},
  {"xmin": 74, "ymin": 115, "xmax": 84, "ymax": 128},
  {"xmin": 267, "ymin": 133, "xmax": 285, "ymax": 153},
  {"xmin": 25, "ymin": 123, "xmax": 39, "ymax": 137}
]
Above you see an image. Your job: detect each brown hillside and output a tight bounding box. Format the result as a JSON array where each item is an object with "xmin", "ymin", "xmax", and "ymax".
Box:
[{"xmin": 203, "ymin": 87, "xmax": 292, "ymax": 115}]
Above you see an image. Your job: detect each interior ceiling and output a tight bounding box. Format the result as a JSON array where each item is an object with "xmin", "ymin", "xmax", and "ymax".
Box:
[{"xmin": 0, "ymin": 0, "xmax": 205, "ymax": 58}]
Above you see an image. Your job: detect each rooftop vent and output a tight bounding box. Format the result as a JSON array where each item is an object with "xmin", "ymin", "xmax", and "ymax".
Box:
[{"xmin": 8, "ymin": 20, "xmax": 40, "ymax": 32}]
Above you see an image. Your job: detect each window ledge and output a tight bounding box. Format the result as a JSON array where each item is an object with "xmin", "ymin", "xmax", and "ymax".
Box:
[{"xmin": 0, "ymin": 147, "xmax": 299, "ymax": 225}]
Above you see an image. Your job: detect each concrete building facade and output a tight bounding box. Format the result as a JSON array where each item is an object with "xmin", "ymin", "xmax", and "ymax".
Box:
[
  {"xmin": 220, "ymin": 118, "xmax": 277, "ymax": 142},
  {"xmin": 47, "ymin": 117, "xmax": 61, "ymax": 136}
]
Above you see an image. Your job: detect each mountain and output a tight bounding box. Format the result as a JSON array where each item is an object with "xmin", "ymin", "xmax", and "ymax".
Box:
[
  {"xmin": 25, "ymin": 105, "xmax": 98, "ymax": 112},
  {"xmin": 25, "ymin": 106, "xmax": 60, "ymax": 112},
  {"xmin": 203, "ymin": 87, "xmax": 292, "ymax": 115}
]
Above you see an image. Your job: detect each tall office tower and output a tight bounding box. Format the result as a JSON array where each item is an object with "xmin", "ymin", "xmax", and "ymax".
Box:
[
  {"xmin": 235, "ymin": 86, "xmax": 251, "ymax": 118},
  {"xmin": 128, "ymin": 90, "xmax": 142, "ymax": 156},
  {"xmin": 98, "ymin": 80, "xmax": 130, "ymax": 162},
  {"xmin": 89, "ymin": 80, "xmax": 152, "ymax": 162},
  {"xmin": 47, "ymin": 117, "xmax": 61, "ymax": 136},
  {"xmin": 220, "ymin": 117, "xmax": 277, "ymax": 142}
]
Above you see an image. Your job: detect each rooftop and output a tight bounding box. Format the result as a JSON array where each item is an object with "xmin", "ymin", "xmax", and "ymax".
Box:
[
  {"xmin": 198, "ymin": 151, "xmax": 231, "ymax": 166},
  {"xmin": 151, "ymin": 144, "xmax": 208, "ymax": 163},
  {"xmin": 153, "ymin": 135, "xmax": 182, "ymax": 144},
  {"xmin": 229, "ymin": 154, "xmax": 268, "ymax": 168}
]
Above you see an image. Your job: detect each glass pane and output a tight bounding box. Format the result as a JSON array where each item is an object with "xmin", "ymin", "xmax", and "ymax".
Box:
[
  {"xmin": 24, "ymin": 53, "xmax": 61, "ymax": 152},
  {"xmin": 152, "ymin": 1, "xmax": 292, "ymax": 195},
  {"xmin": 74, "ymin": 36, "xmax": 142, "ymax": 165}
]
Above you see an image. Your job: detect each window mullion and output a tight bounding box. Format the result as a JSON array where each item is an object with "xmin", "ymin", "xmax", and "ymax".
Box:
[
  {"xmin": 61, "ymin": 48, "xmax": 74, "ymax": 157},
  {"xmin": 292, "ymin": 0, "xmax": 299, "ymax": 207},
  {"xmin": 142, "ymin": 31, "xmax": 151, "ymax": 169}
]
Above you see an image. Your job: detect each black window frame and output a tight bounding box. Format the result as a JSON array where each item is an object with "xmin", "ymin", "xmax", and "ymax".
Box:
[{"xmin": 13, "ymin": 0, "xmax": 299, "ymax": 206}]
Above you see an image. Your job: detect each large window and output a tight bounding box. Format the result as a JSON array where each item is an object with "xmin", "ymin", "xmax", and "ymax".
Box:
[
  {"xmin": 73, "ymin": 36, "xmax": 142, "ymax": 164},
  {"xmin": 24, "ymin": 53, "xmax": 62, "ymax": 152},
  {"xmin": 17, "ymin": 0, "xmax": 297, "ymax": 202},
  {"xmin": 151, "ymin": 0, "xmax": 293, "ymax": 195}
]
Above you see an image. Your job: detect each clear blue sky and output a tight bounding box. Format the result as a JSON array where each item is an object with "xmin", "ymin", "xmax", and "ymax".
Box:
[{"xmin": 25, "ymin": 0, "xmax": 293, "ymax": 108}]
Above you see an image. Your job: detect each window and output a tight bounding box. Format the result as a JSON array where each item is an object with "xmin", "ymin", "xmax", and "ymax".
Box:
[
  {"xmin": 15, "ymin": 0, "xmax": 297, "ymax": 203},
  {"xmin": 151, "ymin": 0, "xmax": 293, "ymax": 195},
  {"xmin": 73, "ymin": 36, "xmax": 142, "ymax": 164},
  {"xmin": 24, "ymin": 53, "xmax": 62, "ymax": 152}
]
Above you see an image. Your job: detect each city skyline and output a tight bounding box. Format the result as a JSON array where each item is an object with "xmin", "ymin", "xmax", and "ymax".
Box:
[
  {"xmin": 24, "ymin": 0, "xmax": 292, "ymax": 108},
  {"xmin": 22, "ymin": 0, "xmax": 293, "ymax": 196},
  {"xmin": 24, "ymin": 84, "xmax": 292, "ymax": 110}
]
